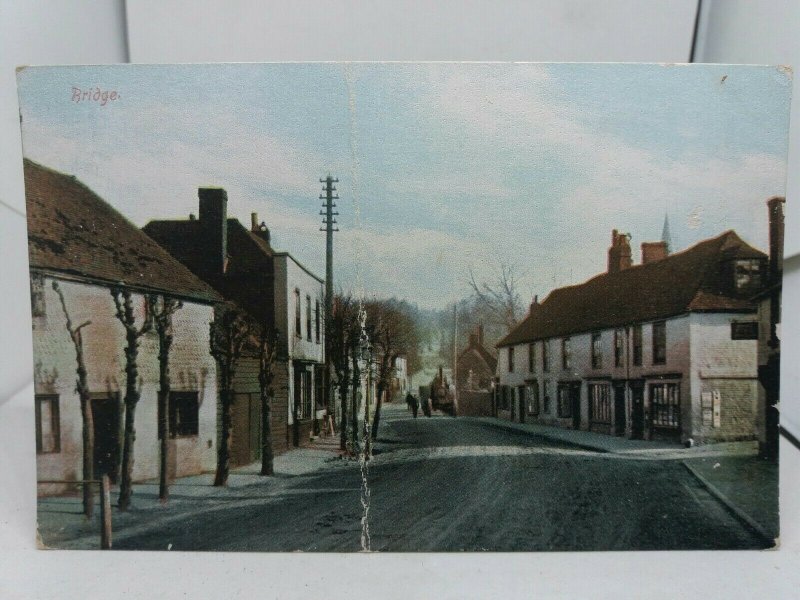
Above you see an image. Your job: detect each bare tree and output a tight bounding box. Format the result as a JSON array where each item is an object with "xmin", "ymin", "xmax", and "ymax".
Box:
[
  {"xmin": 52, "ymin": 281, "xmax": 94, "ymax": 518},
  {"xmin": 366, "ymin": 300, "xmax": 420, "ymax": 441},
  {"xmin": 330, "ymin": 293, "xmax": 359, "ymax": 453},
  {"xmin": 146, "ymin": 294, "xmax": 183, "ymax": 502},
  {"xmin": 111, "ymin": 288, "xmax": 153, "ymax": 511},
  {"xmin": 209, "ymin": 304, "xmax": 254, "ymax": 486},
  {"xmin": 467, "ymin": 262, "xmax": 524, "ymax": 332},
  {"xmin": 258, "ymin": 322, "xmax": 278, "ymax": 476}
]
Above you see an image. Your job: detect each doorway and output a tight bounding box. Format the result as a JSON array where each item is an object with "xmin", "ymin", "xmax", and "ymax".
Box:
[
  {"xmin": 630, "ymin": 381, "xmax": 645, "ymax": 439},
  {"xmin": 92, "ymin": 395, "xmax": 121, "ymax": 483},
  {"xmin": 613, "ymin": 382, "xmax": 626, "ymax": 436},
  {"xmin": 569, "ymin": 382, "xmax": 581, "ymax": 430}
]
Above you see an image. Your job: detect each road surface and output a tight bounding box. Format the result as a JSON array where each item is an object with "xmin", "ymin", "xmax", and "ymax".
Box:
[{"xmin": 115, "ymin": 403, "xmax": 768, "ymax": 551}]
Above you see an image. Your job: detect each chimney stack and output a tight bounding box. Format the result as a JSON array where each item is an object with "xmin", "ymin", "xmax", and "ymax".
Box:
[
  {"xmin": 198, "ymin": 187, "xmax": 228, "ymax": 275},
  {"xmin": 608, "ymin": 229, "xmax": 632, "ymax": 273},
  {"xmin": 641, "ymin": 241, "xmax": 668, "ymax": 265},
  {"xmin": 768, "ymin": 196, "xmax": 785, "ymax": 281},
  {"xmin": 251, "ymin": 212, "xmax": 259, "ymax": 231}
]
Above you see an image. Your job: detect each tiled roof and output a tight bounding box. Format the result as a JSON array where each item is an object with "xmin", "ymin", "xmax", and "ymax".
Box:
[
  {"xmin": 498, "ymin": 230, "xmax": 765, "ymax": 347},
  {"xmin": 143, "ymin": 218, "xmax": 276, "ymax": 325},
  {"xmin": 24, "ymin": 159, "xmax": 220, "ymax": 303}
]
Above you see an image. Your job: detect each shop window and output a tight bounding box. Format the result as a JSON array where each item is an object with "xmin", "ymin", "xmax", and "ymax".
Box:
[
  {"xmin": 650, "ymin": 383, "xmax": 680, "ymax": 429},
  {"xmin": 588, "ymin": 383, "xmax": 611, "ymax": 424}
]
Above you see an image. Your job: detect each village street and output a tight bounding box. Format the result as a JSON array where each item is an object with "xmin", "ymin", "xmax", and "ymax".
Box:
[{"xmin": 57, "ymin": 403, "xmax": 765, "ymax": 553}]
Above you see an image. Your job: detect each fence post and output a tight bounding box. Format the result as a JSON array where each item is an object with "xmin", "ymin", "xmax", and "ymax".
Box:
[{"xmin": 100, "ymin": 475, "xmax": 112, "ymax": 549}]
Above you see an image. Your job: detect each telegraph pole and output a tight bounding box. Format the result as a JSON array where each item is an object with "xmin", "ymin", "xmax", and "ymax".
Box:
[{"xmin": 320, "ymin": 175, "xmax": 339, "ymax": 420}]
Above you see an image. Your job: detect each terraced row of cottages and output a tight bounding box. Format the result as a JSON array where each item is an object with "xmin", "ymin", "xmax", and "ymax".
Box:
[
  {"xmin": 494, "ymin": 199, "xmax": 784, "ymax": 451},
  {"xmin": 26, "ymin": 159, "xmax": 325, "ymax": 495}
]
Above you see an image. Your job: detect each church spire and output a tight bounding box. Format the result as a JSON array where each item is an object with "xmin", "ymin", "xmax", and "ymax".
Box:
[{"xmin": 661, "ymin": 213, "xmax": 672, "ymax": 254}]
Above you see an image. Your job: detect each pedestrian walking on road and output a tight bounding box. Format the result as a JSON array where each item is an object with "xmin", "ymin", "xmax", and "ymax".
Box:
[{"xmin": 406, "ymin": 393, "xmax": 419, "ymax": 418}]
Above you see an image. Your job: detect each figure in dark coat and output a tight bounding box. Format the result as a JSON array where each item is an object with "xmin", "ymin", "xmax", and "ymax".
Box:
[{"xmin": 406, "ymin": 393, "xmax": 419, "ymax": 418}]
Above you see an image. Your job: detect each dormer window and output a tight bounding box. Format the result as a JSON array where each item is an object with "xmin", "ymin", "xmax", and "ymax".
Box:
[{"xmin": 734, "ymin": 259, "xmax": 763, "ymax": 293}]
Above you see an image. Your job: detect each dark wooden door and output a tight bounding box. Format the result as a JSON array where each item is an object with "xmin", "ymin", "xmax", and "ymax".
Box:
[
  {"xmin": 630, "ymin": 381, "xmax": 644, "ymax": 439},
  {"xmin": 613, "ymin": 382, "xmax": 626, "ymax": 436},
  {"xmin": 92, "ymin": 396, "xmax": 120, "ymax": 483},
  {"xmin": 570, "ymin": 382, "xmax": 581, "ymax": 430}
]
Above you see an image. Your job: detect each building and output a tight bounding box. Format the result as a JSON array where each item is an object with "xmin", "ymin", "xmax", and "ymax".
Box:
[
  {"xmin": 455, "ymin": 325, "xmax": 497, "ymax": 417},
  {"xmin": 25, "ymin": 159, "xmax": 221, "ymax": 494},
  {"xmin": 496, "ymin": 224, "xmax": 772, "ymax": 445},
  {"xmin": 144, "ymin": 190, "xmax": 325, "ymax": 458}
]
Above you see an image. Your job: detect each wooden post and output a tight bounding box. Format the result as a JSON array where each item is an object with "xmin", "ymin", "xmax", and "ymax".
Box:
[{"xmin": 100, "ymin": 475, "xmax": 112, "ymax": 549}]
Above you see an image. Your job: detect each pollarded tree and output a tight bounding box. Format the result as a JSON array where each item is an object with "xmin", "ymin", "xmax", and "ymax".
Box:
[
  {"xmin": 146, "ymin": 294, "xmax": 183, "ymax": 502},
  {"xmin": 111, "ymin": 288, "xmax": 153, "ymax": 511},
  {"xmin": 209, "ymin": 303, "xmax": 254, "ymax": 486},
  {"xmin": 258, "ymin": 322, "xmax": 279, "ymax": 476},
  {"xmin": 52, "ymin": 281, "xmax": 94, "ymax": 518}
]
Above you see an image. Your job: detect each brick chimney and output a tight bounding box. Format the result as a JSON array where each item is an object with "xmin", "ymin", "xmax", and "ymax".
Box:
[
  {"xmin": 198, "ymin": 187, "xmax": 227, "ymax": 275},
  {"xmin": 250, "ymin": 211, "xmax": 272, "ymax": 246},
  {"xmin": 768, "ymin": 196, "xmax": 785, "ymax": 281},
  {"xmin": 608, "ymin": 229, "xmax": 632, "ymax": 273},
  {"xmin": 641, "ymin": 241, "xmax": 668, "ymax": 265}
]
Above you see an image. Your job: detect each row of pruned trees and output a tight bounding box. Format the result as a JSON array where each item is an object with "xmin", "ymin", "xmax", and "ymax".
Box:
[
  {"xmin": 53, "ymin": 281, "xmax": 278, "ymax": 517},
  {"xmin": 329, "ymin": 292, "xmax": 420, "ymax": 455}
]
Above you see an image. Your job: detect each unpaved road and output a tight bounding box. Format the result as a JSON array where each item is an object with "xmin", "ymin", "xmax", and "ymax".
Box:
[{"xmin": 116, "ymin": 404, "xmax": 767, "ymax": 551}]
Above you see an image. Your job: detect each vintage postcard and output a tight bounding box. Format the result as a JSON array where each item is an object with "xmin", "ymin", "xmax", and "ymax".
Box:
[{"xmin": 17, "ymin": 63, "xmax": 790, "ymax": 551}]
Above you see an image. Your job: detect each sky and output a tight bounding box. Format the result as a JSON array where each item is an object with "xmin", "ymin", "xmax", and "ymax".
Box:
[{"xmin": 16, "ymin": 63, "xmax": 792, "ymax": 310}]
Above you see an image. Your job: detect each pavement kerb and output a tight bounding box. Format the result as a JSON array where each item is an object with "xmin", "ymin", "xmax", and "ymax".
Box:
[
  {"xmin": 476, "ymin": 419, "xmax": 612, "ymax": 453},
  {"xmin": 681, "ymin": 460, "xmax": 775, "ymax": 547}
]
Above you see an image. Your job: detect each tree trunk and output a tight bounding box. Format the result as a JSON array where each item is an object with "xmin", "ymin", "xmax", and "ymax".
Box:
[
  {"xmin": 371, "ymin": 383, "xmax": 385, "ymax": 441},
  {"xmin": 214, "ymin": 385, "xmax": 233, "ymax": 486},
  {"xmin": 157, "ymin": 331, "xmax": 173, "ymax": 501},
  {"xmin": 79, "ymin": 395, "xmax": 94, "ymax": 519},
  {"xmin": 350, "ymin": 348, "xmax": 360, "ymax": 453},
  {"xmin": 339, "ymin": 368, "xmax": 349, "ymax": 453},
  {"xmin": 260, "ymin": 389, "xmax": 273, "ymax": 475},
  {"xmin": 117, "ymin": 334, "xmax": 141, "ymax": 512}
]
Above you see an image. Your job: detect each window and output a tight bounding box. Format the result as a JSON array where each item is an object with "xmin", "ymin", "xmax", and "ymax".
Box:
[
  {"xmin": 542, "ymin": 340, "xmax": 550, "ymax": 372},
  {"xmin": 588, "ymin": 383, "xmax": 611, "ymax": 424},
  {"xmin": 295, "ymin": 368, "xmax": 313, "ymax": 420},
  {"xmin": 508, "ymin": 347, "xmax": 515, "ymax": 373},
  {"xmin": 169, "ymin": 392, "xmax": 199, "ymax": 437},
  {"xmin": 302, "ymin": 370, "xmax": 313, "ymax": 419},
  {"xmin": 306, "ymin": 295, "xmax": 312, "ymax": 341},
  {"xmin": 294, "ymin": 289, "xmax": 301, "ymax": 336},
  {"xmin": 652, "ymin": 321, "xmax": 666, "ymax": 365},
  {"xmin": 632, "ymin": 324, "xmax": 643, "ymax": 366},
  {"xmin": 650, "ymin": 383, "xmax": 680, "ymax": 429},
  {"xmin": 557, "ymin": 384, "xmax": 572, "ymax": 418},
  {"xmin": 562, "ymin": 337, "xmax": 572, "ymax": 370},
  {"xmin": 35, "ymin": 394, "xmax": 60, "ymax": 453},
  {"xmin": 526, "ymin": 382, "xmax": 539, "ymax": 415},
  {"xmin": 591, "ymin": 332, "xmax": 603, "ymax": 369},
  {"xmin": 542, "ymin": 380, "xmax": 551, "ymax": 414},
  {"xmin": 315, "ymin": 300, "xmax": 321, "ymax": 343},
  {"xmin": 731, "ymin": 321, "xmax": 758, "ymax": 340},
  {"xmin": 528, "ymin": 343, "xmax": 535, "ymax": 373},
  {"xmin": 614, "ymin": 328, "xmax": 625, "ymax": 367},
  {"xmin": 734, "ymin": 259, "xmax": 763, "ymax": 293},
  {"xmin": 30, "ymin": 274, "xmax": 46, "ymax": 318}
]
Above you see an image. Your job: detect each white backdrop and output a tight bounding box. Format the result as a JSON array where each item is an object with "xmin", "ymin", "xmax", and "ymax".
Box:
[{"xmin": 1, "ymin": 2, "xmax": 799, "ymax": 598}]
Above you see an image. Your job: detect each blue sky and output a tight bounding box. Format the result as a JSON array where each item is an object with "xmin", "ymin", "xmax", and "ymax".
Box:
[{"xmin": 17, "ymin": 63, "xmax": 792, "ymax": 309}]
